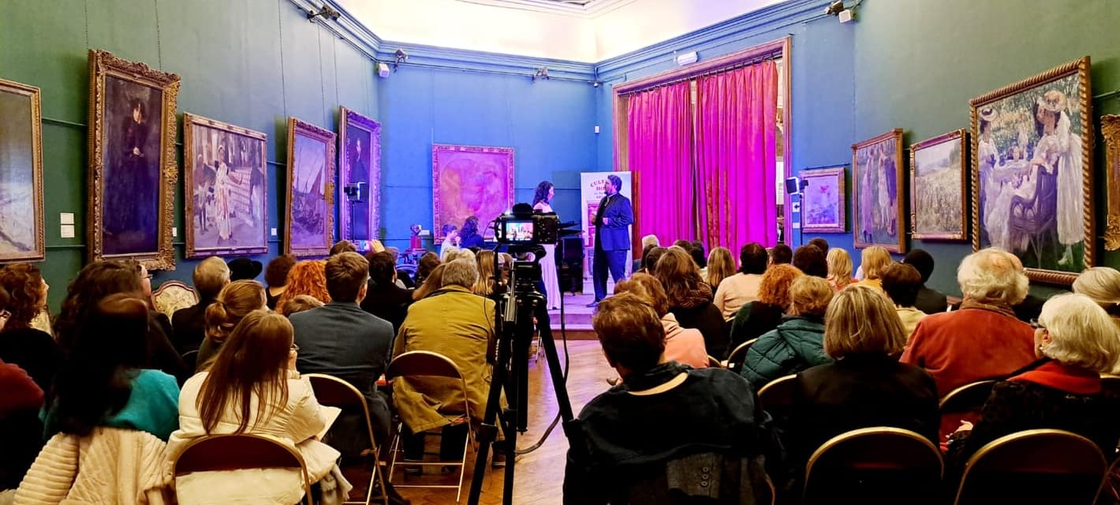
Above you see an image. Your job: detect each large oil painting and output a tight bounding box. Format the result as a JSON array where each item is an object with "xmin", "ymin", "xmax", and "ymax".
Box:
[
  {"xmin": 0, "ymin": 79, "xmax": 45, "ymax": 263},
  {"xmin": 1105, "ymin": 115, "xmax": 1120, "ymax": 251},
  {"xmin": 911, "ymin": 129, "xmax": 968, "ymax": 241},
  {"xmin": 799, "ymin": 167, "xmax": 845, "ymax": 234},
  {"xmin": 183, "ymin": 113, "xmax": 268, "ymax": 258},
  {"xmin": 285, "ymin": 118, "xmax": 336, "ymax": 257},
  {"xmin": 88, "ymin": 49, "xmax": 179, "ymax": 270},
  {"xmin": 852, "ymin": 129, "xmax": 905, "ymax": 253},
  {"xmin": 432, "ymin": 144, "xmax": 514, "ymax": 244},
  {"xmin": 338, "ymin": 107, "xmax": 381, "ymax": 249},
  {"xmin": 971, "ymin": 57, "xmax": 1093, "ymax": 284}
]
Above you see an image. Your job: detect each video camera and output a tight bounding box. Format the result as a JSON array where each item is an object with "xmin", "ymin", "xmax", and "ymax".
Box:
[{"xmin": 492, "ymin": 205, "xmax": 560, "ymax": 246}]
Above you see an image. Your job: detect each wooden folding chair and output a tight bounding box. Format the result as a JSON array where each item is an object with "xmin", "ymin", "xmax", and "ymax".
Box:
[
  {"xmin": 305, "ymin": 373, "xmax": 390, "ymax": 505},
  {"xmin": 171, "ymin": 433, "xmax": 313, "ymax": 505},
  {"xmin": 954, "ymin": 429, "xmax": 1107, "ymax": 505},
  {"xmin": 707, "ymin": 355, "xmax": 725, "ymax": 369},
  {"xmin": 803, "ymin": 427, "xmax": 943, "ymax": 505},
  {"xmin": 939, "ymin": 380, "xmax": 997, "ymax": 413},
  {"xmin": 385, "ymin": 351, "xmax": 475, "ymax": 503},
  {"xmin": 723, "ymin": 338, "xmax": 758, "ymax": 373}
]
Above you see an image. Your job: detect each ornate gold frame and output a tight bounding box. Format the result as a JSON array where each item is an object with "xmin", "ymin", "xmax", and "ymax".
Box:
[
  {"xmin": 87, "ymin": 49, "xmax": 179, "ymax": 270},
  {"xmin": 337, "ymin": 107, "xmax": 381, "ymax": 245},
  {"xmin": 799, "ymin": 166, "xmax": 846, "ymax": 233},
  {"xmin": 1103, "ymin": 115, "xmax": 1120, "ymax": 251},
  {"xmin": 852, "ymin": 129, "xmax": 906, "ymax": 253},
  {"xmin": 284, "ymin": 117, "xmax": 336, "ymax": 257},
  {"xmin": 969, "ymin": 56, "xmax": 1093, "ymax": 285},
  {"xmin": 182, "ymin": 113, "xmax": 269, "ymax": 258},
  {"xmin": 910, "ymin": 129, "xmax": 969, "ymax": 241},
  {"xmin": 0, "ymin": 78, "xmax": 45, "ymax": 263}
]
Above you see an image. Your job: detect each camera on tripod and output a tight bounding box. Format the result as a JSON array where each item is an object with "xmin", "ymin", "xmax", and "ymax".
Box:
[{"xmin": 493, "ymin": 207, "xmax": 560, "ymax": 246}]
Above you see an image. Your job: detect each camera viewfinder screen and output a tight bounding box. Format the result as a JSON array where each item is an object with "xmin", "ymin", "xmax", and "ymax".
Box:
[{"xmin": 504, "ymin": 221, "xmax": 534, "ymax": 242}]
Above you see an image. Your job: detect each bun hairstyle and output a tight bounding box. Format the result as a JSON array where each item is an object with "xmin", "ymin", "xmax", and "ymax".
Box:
[{"xmin": 205, "ymin": 280, "xmax": 266, "ymax": 343}]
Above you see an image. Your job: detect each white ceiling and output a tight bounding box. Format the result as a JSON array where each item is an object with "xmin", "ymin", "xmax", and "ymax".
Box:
[{"xmin": 335, "ymin": 0, "xmax": 787, "ymax": 62}]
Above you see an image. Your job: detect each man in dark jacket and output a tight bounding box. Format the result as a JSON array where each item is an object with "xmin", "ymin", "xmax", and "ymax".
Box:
[
  {"xmin": 590, "ymin": 175, "xmax": 634, "ymax": 305},
  {"xmin": 903, "ymin": 249, "xmax": 948, "ymax": 314},
  {"xmin": 360, "ymin": 251, "xmax": 413, "ymax": 333},
  {"xmin": 171, "ymin": 257, "xmax": 229, "ymax": 354}
]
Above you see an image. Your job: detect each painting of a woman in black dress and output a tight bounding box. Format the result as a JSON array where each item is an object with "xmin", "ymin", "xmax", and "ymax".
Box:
[{"xmin": 102, "ymin": 78, "xmax": 161, "ymax": 255}]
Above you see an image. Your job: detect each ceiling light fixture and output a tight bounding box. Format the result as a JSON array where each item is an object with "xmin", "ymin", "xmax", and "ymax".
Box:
[{"xmin": 307, "ymin": 3, "xmax": 341, "ymax": 21}]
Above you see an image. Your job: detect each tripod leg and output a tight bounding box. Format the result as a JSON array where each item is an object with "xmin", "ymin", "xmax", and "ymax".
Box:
[
  {"xmin": 536, "ymin": 313, "xmax": 580, "ymax": 443},
  {"xmin": 467, "ymin": 324, "xmax": 513, "ymax": 505}
]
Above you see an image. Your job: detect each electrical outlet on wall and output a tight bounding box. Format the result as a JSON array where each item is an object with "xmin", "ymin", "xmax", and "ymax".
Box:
[{"xmin": 271, "ymin": 228, "xmax": 277, "ymax": 236}]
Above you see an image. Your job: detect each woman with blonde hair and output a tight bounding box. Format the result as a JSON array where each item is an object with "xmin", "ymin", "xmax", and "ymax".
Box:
[
  {"xmin": 826, "ymin": 248, "xmax": 854, "ymax": 291},
  {"xmin": 655, "ymin": 247, "xmax": 728, "ymax": 358},
  {"xmin": 853, "ymin": 246, "xmax": 891, "ymax": 290},
  {"xmin": 473, "ymin": 250, "xmax": 497, "ymax": 296},
  {"xmin": 741, "ymin": 276, "xmax": 834, "ymax": 389},
  {"xmin": 274, "ymin": 260, "xmax": 331, "ymax": 308},
  {"xmin": 615, "ymin": 273, "xmax": 708, "ymax": 369},
  {"xmin": 412, "ymin": 264, "xmax": 447, "ymax": 301},
  {"xmin": 196, "ymin": 280, "xmax": 266, "ymax": 370},
  {"xmin": 705, "ymin": 247, "xmax": 736, "ymax": 291},
  {"xmin": 730, "ymin": 264, "xmax": 803, "ymax": 348}
]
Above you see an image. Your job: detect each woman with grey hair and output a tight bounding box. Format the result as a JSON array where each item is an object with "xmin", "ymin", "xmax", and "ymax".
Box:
[{"xmin": 1073, "ymin": 267, "xmax": 1120, "ymax": 323}]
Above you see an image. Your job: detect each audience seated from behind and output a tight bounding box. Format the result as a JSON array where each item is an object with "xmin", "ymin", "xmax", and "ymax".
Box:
[
  {"xmin": 741, "ymin": 276, "xmax": 834, "ymax": 390},
  {"xmin": 632, "ymin": 235, "xmax": 660, "ymax": 273},
  {"xmin": 729, "ymin": 264, "xmax": 803, "ymax": 349},
  {"xmin": 638, "ymin": 246, "xmax": 668, "ymax": 275},
  {"xmin": 881, "ymin": 262, "xmax": 928, "ymax": 341},
  {"xmin": 473, "ymin": 250, "xmax": 500, "ymax": 296},
  {"xmin": 171, "ymin": 257, "xmax": 229, "ymax": 355},
  {"xmin": 808, "ymin": 237, "xmax": 830, "ymax": 255},
  {"xmin": 226, "ymin": 257, "xmax": 262, "ymax": 282},
  {"xmin": 291, "ymin": 252, "xmax": 394, "ymax": 456},
  {"xmin": 0, "ymin": 264, "xmax": 60, "ymax": 393},
  {"xmin": 714, "ymin": 243, "xmax": 768, "ymax": 320},
  {"xmin": 0, "ymin": 358, "xmax": 43, "ymax": 492},
  {"xmin": 903, "ymin": 249, "xmax": 948, "ymax": 314},
  {"xmin": 196, "ymin": 280, "xmax": 266, "ymax": 371},
  {"xmin": 168, "ymin": 310, "xmax": 354, "ymax": 504},
  {"xmin": 705, "ymin": 247, "xmax": 736, "ymax": 292},
  {"xmin": 412, "ymin": 252, "xmax": 441, "ymax": 288},
  {"xmin": 384, "ymin": 246, "xmax": 414, "ymax": 289},
  {"xmin": 411, "ymin": 263, "xmax": 447, "ymax": 301},
  {"xmin": 274, "ymin": 260, "xmax": 331, "ymax": 308},
  {"xmin": 278, "ymin": 294, "xmax": 325, "ymax": 317},
  {"xmin": 458, "ymin": 216, "xmax": 485, "ymax": 249},
  {"xmin": 654, "ymin": 247, "xmax": 728, "ymax": 359},
  {"xmin": 263, "ymin": 254, "xmax": 296, "ymax": 310},
  {"xmin": 615, "ymin": 273, "xmax": 708, "ymax": 369},
  {"xmin": 825, "ymin": 248, "xmax": 854, "ymax": 291},
  {"xmin": 852, "ymin": 246, "xmax": 891, "ymax": 290},
  {"xmin": 393, "ymin": 259, "xmax": 496, "ymax": 462},
  {"xmin": 792, "ymin": 244, "xmax": 828, "ymax": 278},
  {"xmin": 689, "ymin": 241, "xmax": 708, "ymax": 278},
  {"xmin": 360, "ymin": 251, "xmax": 414, "ymax": 333},
  {"xmin": 563, "ymin": 293, "xmax": 779, "ymax": 505},
  {"xmin": 787, "ymin": 285, "xmax": 939, "ymax": 468},
  {"xmin": 946, "ymin": 294, "xmax": 1120, "ymax": 470},
  {"xmin": 329, "ymin": 240, "xmax": 358, "ymax": 256},
  {"xmin": 44, "ymin": 293, "xmax": 180, "ymax": 442},
  {"xmin": 1073, "ymin": 266, "xmax": 1120, "ymax": 337},
  {"xmin": 769, "ymin": 243, "xmax": 792, "ymax": 266}
]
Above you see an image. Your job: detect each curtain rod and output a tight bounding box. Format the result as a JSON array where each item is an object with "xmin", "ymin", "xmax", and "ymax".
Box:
[{"xmin": 618, "ymin": 53, "xmax": 780, "ymax": 96}]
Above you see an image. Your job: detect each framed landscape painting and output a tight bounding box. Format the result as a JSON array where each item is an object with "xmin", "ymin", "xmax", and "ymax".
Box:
[
  {"xmin": 799, "ymin": 167, "xmax": 845, "ymax": 233},
  {"xmin": 432, "ymin": 144, "xmax": 514, "ymax": 244},
  {"xmin": 970, "ymin": 56, "xmax": 1093, "ymax": 284},
  {"xmin": 285, "ymin": 118, "xmax": 336, "ymax": 257},
  {"xmin": 183, "ymin": 113, "xmax": 268, "ymax": 258},
  {"xmin": 852, "ymin": 129, "xmax": 905, "ymax": 253},
  {"xmin": 338, "ymin": 107, "xmax": 381, "ymax": 249},
  {"xmin": 910, "ymin": 129, "xmax": 968, "ymax": 241},
  {"xmin": 88, "ymin": 49, "xmax": 180, "ymax": 270},
  {"xmin": 0, "ymin": 78, "xmax": 45, "ymax": 263},
  {"xmin": 1103, "ymin": 115, "xmax": 1120, "ymax": 251}
]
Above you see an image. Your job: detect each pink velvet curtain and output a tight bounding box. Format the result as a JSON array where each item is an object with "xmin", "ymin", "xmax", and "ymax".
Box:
[
  {"xmin": 626, "ymin": 81, "xmax": 695, "ymax": 246},
  {"xmin": 696, "ymin": 60, "xmax": 779, "ymax": 249}
]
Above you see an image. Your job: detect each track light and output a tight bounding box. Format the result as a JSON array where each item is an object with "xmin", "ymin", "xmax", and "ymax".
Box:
[
  {"xmin": 307, "ymin": 4, "xmax": 341, "ymax": 21},
  {"xmin": 533, "ymin": 67, "xmax": 550, "ymax": 81},
  {"xmin": 393, "ymin": 49, "xmax": 409, "ymax": 71},
  {"xmin": 824, "ymin": 1, "xmax": 844, "ymax": 16}
]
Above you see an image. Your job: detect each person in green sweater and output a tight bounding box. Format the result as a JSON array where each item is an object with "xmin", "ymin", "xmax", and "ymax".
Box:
[
  {"xmin": 43, "ymin": 293, "xmax": 179, "ymax": 442},
  {"xmin": 741, "ymin": 276, "xmax": 835, "ymax": 391}
]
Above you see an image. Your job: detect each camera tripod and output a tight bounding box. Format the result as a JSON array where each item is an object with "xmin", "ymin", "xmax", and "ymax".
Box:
[{"xmin": 466, "ymin": 246, "xmax": 581, "ymax": 505}]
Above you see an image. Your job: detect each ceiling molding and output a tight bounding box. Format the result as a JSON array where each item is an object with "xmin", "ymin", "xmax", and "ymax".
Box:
[{"xmin": 455, "ymin": 0, "xmax": 636, "ymax": 18}]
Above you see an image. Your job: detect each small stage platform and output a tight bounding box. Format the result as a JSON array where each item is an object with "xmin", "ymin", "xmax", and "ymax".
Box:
[{"xmin": 543, "ymin": 280, "xmax": 611, "ymax": 340}]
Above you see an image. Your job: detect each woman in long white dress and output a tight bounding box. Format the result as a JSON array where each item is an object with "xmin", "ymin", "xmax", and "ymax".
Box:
[
  {"xmin": 1032, "ymin": 90, "xmax": 1083, "ymax": 267},
  {"xmin": 533, "ymin": 181, "xmax": 562, "ymax": 310}
]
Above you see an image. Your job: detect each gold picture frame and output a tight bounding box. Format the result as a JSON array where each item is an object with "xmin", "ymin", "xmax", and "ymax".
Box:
[
  {"xmin": 285, "ymin": 117, "xmax": 336, "ymax": 257},
  {"xmin": 910, "ymin": 129, "xmax": 969, "ymax": 241},
  {"xmin": 799, "ymin": 167, "xmax": 846, "ymax": 234},
  {"xmin": 970, "ymin": 56, "xmax": 1093, "ymax": 285},
  {"xmin": 1103, "ymin": 115, "xmax": 1120, "ymax": 251},
  {"xmin": 87, "ymin": 49, "xmax": 180, "ymax": 270},
  {"xmin": 852, "ymin": 129, "xmax": 906, "ymax": 253},
  {"xmin": 338, "ymin": 107, "xmax": 381, "ymax": 247},
  {"xmin": 0, "ymin": 78, "xmax": 45, "ymax": 263}
]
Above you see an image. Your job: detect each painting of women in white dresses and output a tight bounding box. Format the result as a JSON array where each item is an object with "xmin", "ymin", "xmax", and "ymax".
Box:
[
  {"xmin": 972, "ymin": 62, "xmax": 1091, "ymax": 276},
  {"xmin": 852, "ymin": 129, "xmax": 905, "ymax": 253}
]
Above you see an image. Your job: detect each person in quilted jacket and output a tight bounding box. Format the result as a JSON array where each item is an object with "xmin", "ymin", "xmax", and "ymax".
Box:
[{"xmin": 741, "ymin": 276, "xmax": 834, "ymax": 391}]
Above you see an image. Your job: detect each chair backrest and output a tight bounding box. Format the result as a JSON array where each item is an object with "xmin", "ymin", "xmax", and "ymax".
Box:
[
  {"xmin": 804, "ymin": 427, "xmax": 943, "ymax": 505},
  {"xmin": 707, "ymin": 355, "xmax": 724, "ymax": 369},
  {"xmin": 181, "ymin": 350, "xmax": 199, "ymax": 374},
  {"xmin": 172, "ymin": 433, "xmax": 312, "ymax": 503},
  {"xmin": 304, "ymin": 373, "xmax": 377, "ymax": 447},
  {"xmin": 1100, "ymin": 374, "xmax": 1120, "ymax": 398},
  {"xmin": 757, "ymin": 374, "xmax": 797, "ymax": 411},
  {"xmin": 152, "ymin": 280, "xmax": 199, "ymax": 319},
  {"xmin": 939, "ymin": 379, "xmax": 997, "ymax": 413},
  {"xmin": 725, "ymin": 338, "xmax": 758, "ymax": 373},
  {"xmin": 386, "ymin": 351, "xmax": 472, "ymax": 426},
  {"xmin": 954, "ymin": 429, "xmax": 1107, "ymax": 505}
]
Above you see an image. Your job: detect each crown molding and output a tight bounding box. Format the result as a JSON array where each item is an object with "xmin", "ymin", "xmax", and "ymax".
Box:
[
  {"xmin": 374, "ymin": 41, "xmax": 596, "ymax": 81},
  {"xmin": 457, "ymin": 0, "xmax": 636, "ymax": 18}
]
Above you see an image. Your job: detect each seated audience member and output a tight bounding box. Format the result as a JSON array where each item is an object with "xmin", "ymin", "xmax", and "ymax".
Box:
[
  {"xmin": 808, "ymin": 237, "xmax": 830, "ymax": 255},
  {"xmin": 279, "ymin": 294, "xmax": 324, "ymax": 317},
  {"xmin": 741, "ymin": 276, "xmax": 834, "ymax": 390},
  {"xmin": 826, "ymin": 248, "xmax": 854, "ymax": 291},
  {"xmin": 168, "ymin": 311, "xmax": 355, "ymax": 504},
  {"xmin": 368, "ymin": 239, "xmax": 387, "ymax": 253},
  {"xmin": 615, "ymin": 274, "xmax": 708, "ymax": 369},
  {"xmin": 705, "ymin": 247, "xmax": 736, "ymax": 291},
  {"xmin": 226, "ymin": 257, "xmax": 263, "ymax": 282},
  {"xmin": 639, "ymin": 246, "xmax": 668, "ymax": 274},
  {"xmin": 714, "ymin": 243, "xmax": 768, "ymax": 320},
  {"xmin": 642, "ymin": 234, "xmax": 661, "ymax": 250},
  {"xmin": 947, "ymin": 294, "xmax": 1120, "ymax": 471},
  {"xmin": 792, "ymin": 244, "xmax": 828, "ymax": 278},
  {"xmin": 903, "ymin": 249, "xmax": 948, "ymax": 314},
  {"xmin": 473, "ymin": 250, "xmax": 499, "ymax": 296},
  {"xmin": 44, "ymin": 294, "xmax": 180, "ymax": 441},
  {"xmin": 787, "ymin": 285, "xmax": 938, "ymax": 468},
  {"xmin": 412, "ymin": 264, "xmax": 447, "ymax": 301},
  {"xmin": 730, "ymin": 264, "xmax": 803, "ymax": 348},
  {"xmin": 393, "ymin": 259, "xmax": 495, "ymax": 461},
  {"xmin": 171, "ymin": 257, "xmax": 229, "ymax": 354},
  {"xmin": 196, "ymin": 280, "xmax": 267, "ymax": 371},
  {"xmin": 655, "ymin": 247, "xmax": 728, "ymax": 359},
  {"xmin": 633, "ymin": 235, "xmax": 661, "ymax": 273},
  {"xmin": 563, "ymin": 293, "xmax": 778, "ymax": 504},
  {"xmin": 1073, "ymin": 267, "xmax": 1120, "ymax": 329},
  {"xmin": 330, "ymin": 239, "xmax": 358, "ymax": 256},
  {"xmin": 360, "ymin": 251, "xmax": 414, "ymax": 333},
  {"xmin": 264, "ymin": 254, "xmax": 297, "ymax": 310},
  {"xmin": 291, "ymin": 252, "xmax": 394, "ymax": 454},
  {"xmin": 0, "ymin": 358, "xmax": 45, "ymax": 492},
  {"xmin": 274, "ymin": 260, "xmax": 331, "ymax": 308},
  {"xmin": 769, "ymin": 243, "xmax": 793, "ymax": 266},
  {"xmin": 458, "ymin": 216, "xmax": 485, "ymax": 249},
  {"xmin": 881, "ymin": 263, "xmax": 927, "ymax": 340},
  {"xmin": 853, "ymin": 246, "xmax": 891, "ymax": 290},
  {"xmin": 0, "ymin": 264, "xmax": 60, "ymax": 393},
  {"xmin": 439, "ymin": 224, "xmax": 460, "ymax": 260},
  {"xmin": 689, "ymin": 242, "xmax": 708, "ymax": 277},
  {"xmin": 383, "ymin": 247, "xmax": 414, "ymax": 288},
  {"xmin": 672, "ymin": 239, "xmax": 692, "ymax": 250},
  {"xmin": 412, "ymin": 252, "xmax": 441, "ymax": 287}
]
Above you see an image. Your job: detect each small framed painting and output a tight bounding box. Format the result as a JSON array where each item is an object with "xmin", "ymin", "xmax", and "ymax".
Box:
[
  {"xmin": 285, "ymin": 118, "xmax": 336, "ymax": 257},
  {"xmin": 0, "ymin": 78, "xmax": 45, "ymax": 263},
  {"xmin": 799, "ymin": 167, "xmax": 846, "ymax": 233},
  {"xmin": 910, "ymin": 129, "xmax": 968, "ymax": 241},
  {"xmin": 852, "ymin": 129, "xmax": 906, "ymax": 253},
  {"xmin": 1104, "ymin": 115, "xmax": 1120, "ymax": 251}
]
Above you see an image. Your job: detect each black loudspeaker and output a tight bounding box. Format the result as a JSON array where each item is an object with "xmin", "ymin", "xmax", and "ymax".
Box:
[{"xmin": 785, "ymin": 177, "xmax": 800, "ymax": 195}]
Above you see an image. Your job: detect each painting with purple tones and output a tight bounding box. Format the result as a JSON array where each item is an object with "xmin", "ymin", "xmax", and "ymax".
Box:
[
  {"xmin": 852, "ymin": 129, "xmax": 905, "ymax": 253},
  {"xmin": 338, "ymin": 107, "xmax": 381, "ymax": 250},
  {"xmin": 0, "ymin": 78, "xmax": 45, "ymax": 263},
  {"xmin": 285, "ymin": 118, "xmax": 336, "ymax": 257},
  {"xmin": 799, "ymin": 167, "xmax": 845, "ymax": 234},
  {"xmin": 184, "ymin": 113, "xmax": 268, "ymax": 258},
  {"xmin": 432, "ymin": 144, "xmax": 514, "ymax": 244}
]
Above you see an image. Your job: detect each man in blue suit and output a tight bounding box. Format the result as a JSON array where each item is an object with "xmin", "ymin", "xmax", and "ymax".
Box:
[{"xmin": 590, "ymin": 174, "xmax": 634, "ymax": 306}]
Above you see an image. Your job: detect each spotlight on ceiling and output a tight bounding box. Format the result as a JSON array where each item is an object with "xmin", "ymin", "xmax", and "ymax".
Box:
[
  {"xmin": 533, "ymin": 67, "xmax": 550, "ymax": 81},
  {"xmin": 307, "ymin": 4, "xmax": 341, "ymax": 21},
  {"xmin": 824, "ymin": 1, "xmax": 844, "ymax": 16},
  {"xmin": 393, "ymin": 49, "xmax": 409, "ymax": 71}
]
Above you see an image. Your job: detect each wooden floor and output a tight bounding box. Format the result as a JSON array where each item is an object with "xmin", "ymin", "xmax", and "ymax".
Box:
[{"xmin": 383, "ymin": 339, "xmax": 615, "ymax": 505}]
